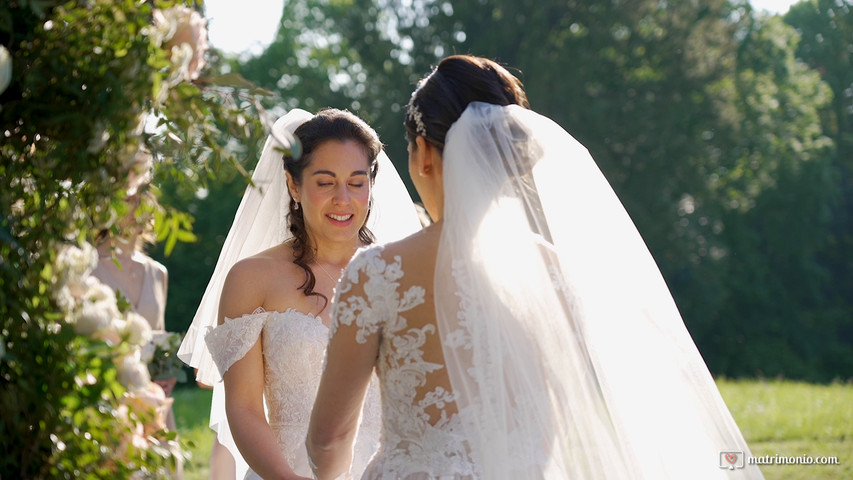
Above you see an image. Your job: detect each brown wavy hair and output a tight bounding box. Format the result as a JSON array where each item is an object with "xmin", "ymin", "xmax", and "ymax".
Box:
[{"xmin": 282, "ymin": 108, "xmax": 382, "ymax": 309}]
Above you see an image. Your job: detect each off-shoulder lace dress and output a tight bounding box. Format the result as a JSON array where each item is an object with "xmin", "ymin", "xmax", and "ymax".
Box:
[
  {"xmin": 330, "ymin": 246, "xmax": 477, "ymax": 479},
  {"xmin": 206, "ymin": 308, "xmax": 380, "ymax": 479}
]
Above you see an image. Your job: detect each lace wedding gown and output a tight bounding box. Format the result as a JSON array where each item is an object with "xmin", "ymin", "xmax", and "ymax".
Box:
[
  {"xmin": 329, "ymin": 247, "xmax": 477, "ymax": 479},
  {"xmin": 206, "ymin": 308, "xmax": 381, "ymax": 479},
  {"xmin": 329, "ymin": 245, "xmax": 760, "ymax": 479}
]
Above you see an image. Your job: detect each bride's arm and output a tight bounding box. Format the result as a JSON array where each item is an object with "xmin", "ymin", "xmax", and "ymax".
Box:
[
  {"xmin": 219, "ymin": 260, "xmax": 310, "ymax": 480},
  {"xmin": 307, "ymin": 269, "xmax": 380, "ymax": 479}
]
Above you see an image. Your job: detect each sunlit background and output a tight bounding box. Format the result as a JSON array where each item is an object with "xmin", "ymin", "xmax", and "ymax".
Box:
[{"xmin": 205, "ymin": 0, "xmax": 800, "ymax": 55}]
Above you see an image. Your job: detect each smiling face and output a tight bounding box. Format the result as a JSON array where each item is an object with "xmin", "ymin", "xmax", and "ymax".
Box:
[{"xmin": 288, "ymin": 139, "xmax": 372, "ymax": 250}]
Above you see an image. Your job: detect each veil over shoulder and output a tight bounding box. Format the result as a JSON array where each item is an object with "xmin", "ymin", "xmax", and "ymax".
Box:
[
  {"xmin": 435, "ymin": 103, "xmax": 763, "ymax": 479},
  {"xmin": 177, "ymin": 108, "xmax": 422, "ymax": 478}
]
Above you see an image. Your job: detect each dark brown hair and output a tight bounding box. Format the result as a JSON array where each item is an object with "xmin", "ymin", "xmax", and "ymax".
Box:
[
  {"xmin": 404, "ymin": 55, "xmax": 530, "ymax": 151},
  {"xmin": 282, "ymin": 108, "xmax": 382, "ymax": 308}
]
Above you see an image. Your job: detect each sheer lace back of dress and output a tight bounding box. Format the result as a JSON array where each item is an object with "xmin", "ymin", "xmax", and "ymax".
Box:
[
  {"xmin": 332, "ymin": 246, "xmax": 477, "ymax": 478},
  {"xmin": 334, "ymin": 246, "xmax": 457, "ymax": 417}
]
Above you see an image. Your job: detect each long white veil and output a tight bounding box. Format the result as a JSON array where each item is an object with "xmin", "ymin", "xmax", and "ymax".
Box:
[
  {"xmin": 177, "ymin": 108, "xmax": 422, "ymax": 477},
  {"xmin": 435, "ymin": 103, "xmax": 763, "ymax": 479}
]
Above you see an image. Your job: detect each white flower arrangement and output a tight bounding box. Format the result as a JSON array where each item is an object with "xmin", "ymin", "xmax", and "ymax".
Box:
[
  {"xmin": 124, "ymin": 311, "xmax": 153, "ymax": 347},
  {"xmin": 74, "ymin": 291, "xmax": 120, "ymax": 336},
  {"xmin": 40, "ymin": 5, "xmax": 216, "ymax": 465},
  {"xmin": 7, "ymin": 0, "xmax": 232, "ymax": 471},
  {"xmin": 55, "ymin": 241, "xmax": 98, "ymax": 285},
  {"xmin": 51, "ymin": 242, "xmax": 161, "ymax": 399},
  {"xmin": 115, "ymin": 348, "xmax": 152, "ymax": 393},
  {"xmin": 145, "ymin": 331, "xmax": 188, "ymax": 383}
]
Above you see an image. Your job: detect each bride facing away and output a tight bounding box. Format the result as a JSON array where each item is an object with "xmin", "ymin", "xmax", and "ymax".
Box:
[
  {"xmin": 178, "ymin": 108, "xmax": 422, "ymax": 479},
  {"xmin": 307, "ymin": 55, "xmax": 764, "ymax": 479}
]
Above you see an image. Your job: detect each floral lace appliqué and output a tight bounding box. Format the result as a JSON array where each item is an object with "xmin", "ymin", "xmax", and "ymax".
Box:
[{"xmin": 331, "ymin": 246, "xmax": 477, "ymax": 479}]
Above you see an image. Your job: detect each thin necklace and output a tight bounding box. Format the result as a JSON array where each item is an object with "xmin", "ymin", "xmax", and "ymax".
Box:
[{"xmin": 314, "ymin": 260, "xmax": 342, "ymax": 283}]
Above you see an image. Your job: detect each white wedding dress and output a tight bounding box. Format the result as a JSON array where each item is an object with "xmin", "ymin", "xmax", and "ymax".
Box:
[
  {"xmin": 206, "ymin": 307, "xmax": 381, "ymax": 479},
  {"xmin": 329, "ymin": 247, "xmax": 477, "ymax": 479}
]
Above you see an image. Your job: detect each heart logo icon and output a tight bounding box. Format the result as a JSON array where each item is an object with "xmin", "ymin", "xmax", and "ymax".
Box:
[{"xmin": 725, "ymin": 453, "xmax": 738, "ymax": 465}]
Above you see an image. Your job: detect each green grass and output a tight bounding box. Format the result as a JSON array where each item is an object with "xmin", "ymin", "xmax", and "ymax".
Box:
[
  {"xmin": 717, "ymin": 378, "xmax": 851, "ymax": 480},
  {"xmin": 174, "ymin": 380, "xmax": 852, "ymax": 479},
  {"xmin": 173, "ymin": 386, "xmax": 215, "ymax": 480}
]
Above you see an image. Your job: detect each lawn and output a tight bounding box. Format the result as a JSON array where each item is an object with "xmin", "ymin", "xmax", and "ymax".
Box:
[
  {"xmin": 172, "ymin": 386, "xmax": 216, "ymax": 480},
  {"xmin": 174, "ymin": 379, "xmax": 851, "ymax": 479},
  {"xmin": 716, "ymin": 379, "xmax": 851, "ymax": 480}
]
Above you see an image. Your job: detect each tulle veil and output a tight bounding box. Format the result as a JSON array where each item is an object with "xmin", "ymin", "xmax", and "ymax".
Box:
[{"xmin": 435, "ymin": 102, "xmax": 763, "ymax": 479}]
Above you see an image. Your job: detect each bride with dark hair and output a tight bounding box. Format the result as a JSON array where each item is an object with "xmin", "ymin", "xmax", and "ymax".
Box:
[
  {"xmin": 307, "ymin": 55, "xmax": 763, "ymax": 479},
  {"xmin": 179, "ymin": 108, "xmax": 422, "ymax": 479}
]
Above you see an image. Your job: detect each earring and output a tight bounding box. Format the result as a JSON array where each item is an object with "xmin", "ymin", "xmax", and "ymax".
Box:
[{"xmin": 294, "ymin": 202, "xmax": 300, "ymax": 211}]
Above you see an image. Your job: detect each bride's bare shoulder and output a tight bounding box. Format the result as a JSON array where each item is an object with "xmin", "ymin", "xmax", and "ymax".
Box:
[
  {"xmin": 219, "ymin": 243, "xmax": 303, "ymax": 319},
  {"xmin": 225, "ymin": 244, "xmax": 300, "ymax": 288}
]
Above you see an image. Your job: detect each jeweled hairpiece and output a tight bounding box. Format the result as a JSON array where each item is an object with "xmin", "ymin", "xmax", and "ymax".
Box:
[{"xmin": 408, "ymin": 101, "xmax": 427, "ymax": 137}]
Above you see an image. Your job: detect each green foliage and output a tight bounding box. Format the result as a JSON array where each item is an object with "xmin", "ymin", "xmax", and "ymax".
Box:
[
  {"xmin": 231, "ymin": 0, "xmax": 851, "ymax": 381},
  {"xmin": 684, "ymin": 12, "xmax": 844, "ymax": 381},
  {"xmin": 0, "ymin": 0, "xmax": 270, "ymax": 477},
  {"xmin": 784, "ymin": 0, "xmax": 853, "ymax": 380},
  {"xmin": 437, "ymin": 0, "xmax": 845, "ymax": 381},
  {"xmin": 236, "ymin": 0, "xmax": 437, "ymax": 192},
  {"xmin": 150, "ymin": 164, "xmax": 250, "ymax": 334},
  {"xmin": 148, "ymin": 332, "xmax": 189, "ymax": 382}
]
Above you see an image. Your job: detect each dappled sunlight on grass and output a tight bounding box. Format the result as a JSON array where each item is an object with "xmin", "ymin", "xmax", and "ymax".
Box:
[
  {"xmin": 174, "ymin": 380, "xmax": 850, "ymax": 479},
  {"xmin": 717, "ymin": 378, "xmax": 853, "ymax": 442},
  {"xmin": 717, "ymin": 378, "xmax": 852, "ymax": 480}
]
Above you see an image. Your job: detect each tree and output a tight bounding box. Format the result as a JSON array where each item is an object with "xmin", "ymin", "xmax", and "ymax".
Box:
[
  {"xmin": 393, "ymin": 0, "xmax": 841, "ymax": 379},
  {"xmin": 236, "ymin": 0, "xmax": 451, "ymax": 195},
  {"xmin": 195, "ymin": 0, "xmax": 846, "ymax": 380},
  {"xmin": 784, "ymin": 0, "xmax": 853, "ymax": 379}
]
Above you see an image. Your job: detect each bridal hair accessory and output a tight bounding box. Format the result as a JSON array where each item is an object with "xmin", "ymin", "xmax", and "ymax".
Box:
[{"xmin": 408, "ymin": 101, "xmax": 427, "ymax": 137}]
